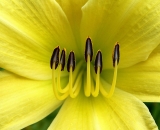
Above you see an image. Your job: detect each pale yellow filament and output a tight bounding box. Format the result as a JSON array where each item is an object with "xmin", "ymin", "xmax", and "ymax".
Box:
[
  {"xmin": 69, "ymin": 67, "xmax": 73, "ymax": 96},
  {"xmin": 100, "ymin": 60, "xmax": 118, "ymax": 98},
  {"xmin": 52, "ymin": 63, "xmax": 69, "ymax": 100},
  {"xmin": 92, "ymin": 67, "xmax": 100, "ymax": 97},
  {"xmin": 69, "ymin": 71, "xmax": 83, "ymax": 98},
  {"xmin": 57, "ymin": 65, "xmax": 69, "ymax": 93},
  {"xmin": 84, "ymin": 55, "xmax": 91, "ymax": 97},
  {"xmin": 68, "ymin": 61, "xmax": 83, "ymax": 98}
]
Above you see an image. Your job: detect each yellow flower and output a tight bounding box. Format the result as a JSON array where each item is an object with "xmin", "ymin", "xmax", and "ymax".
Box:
[{"xmin": 0, "ymin": 0, "xmax": 160, "ymax": 129}]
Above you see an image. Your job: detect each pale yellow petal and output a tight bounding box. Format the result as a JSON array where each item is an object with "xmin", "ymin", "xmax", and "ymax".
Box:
[
  {"xmin": 104, "ymin": 44, "xmax": 160, "ymax": 102},
  {"xmin": 0, "ymin": 75, "xmax": 62, "ymax": 130},
  {"xmin": 0, "ymin": 0, "xmax": 76, "ymax": 79},
  {"xmin": 48, "ymin": 89, "xmax": 157, "ymax": 130},
  {"xmin": 56, "ymin": 0, "xmax": 87, "ymax": 54},
  {"xmin": 0, "ymin": 70, "xmax": 11, "ymax": 78},
  {"xmin": 81, "ymin": 0, "xmax": 160, "ymax": 68}
]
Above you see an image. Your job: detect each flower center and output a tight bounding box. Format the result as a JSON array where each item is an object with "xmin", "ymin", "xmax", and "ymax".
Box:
[{"xmin": 50, "ymin": 37, "xmax": 120, "ymax": 100}]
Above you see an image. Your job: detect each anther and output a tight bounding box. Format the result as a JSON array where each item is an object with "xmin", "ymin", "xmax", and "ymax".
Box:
[
  {"xmin": 95, "ymin": 51, "xmax": 102, "ymax": 74},
  {"xmin": 85, "ymin": 37, "xmax": 93, "ymax": 62},
  {"xmin": 67, "ymin": 51, "xmax": 75, "ymax": 72},
  {"xmin": 50, "ymin": 46, "xmax": 60, "ymax": 69},
  {"xmin": 113, "ymin": 43, "xmax": 120, "ymax": 67},
  {"xmin": 60, "ymin": 49, "xmax": 66, "ymax": 71}
]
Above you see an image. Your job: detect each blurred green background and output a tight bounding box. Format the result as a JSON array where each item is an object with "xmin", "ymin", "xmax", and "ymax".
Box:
[{"xmin": 23, "ymin": 103, "xmax": 160, "ymax": 130}]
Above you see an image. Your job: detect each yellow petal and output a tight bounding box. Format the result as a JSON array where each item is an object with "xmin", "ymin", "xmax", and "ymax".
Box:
[
  {"xmin": 0, "ymin": 74, "xmax": 62, "ymax": 130},
  {"xmin": 81, "ymin": 0, "xmax": 160, "ymax": 68},
  {"xmin": 56, "ymin": 0, "xmax": 87, "ymax": 54},
  {"xmin": 108, "ymin": 44, "xmax": 160, "ymax": 102},
  {"xmin": 0, "ymin": 0, "xmax": 77, "ymax": 79},
  {"xmin": 0, "ymin": 70, "xmax": 11, "ymax": 78},
  {"xmin": 48, "ymin": 89, "xmax": 157, "ymax": 130}
]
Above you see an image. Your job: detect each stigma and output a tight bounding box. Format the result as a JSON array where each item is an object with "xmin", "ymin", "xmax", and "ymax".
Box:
[{"xmin": 50, "ymin": 38, "xmax": 120, "ymax": 100}]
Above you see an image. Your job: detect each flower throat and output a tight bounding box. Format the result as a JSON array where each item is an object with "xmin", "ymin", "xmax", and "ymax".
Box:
[{"xmin": 50, "ymin": 37, "xmax": 120, "ymax": 100}]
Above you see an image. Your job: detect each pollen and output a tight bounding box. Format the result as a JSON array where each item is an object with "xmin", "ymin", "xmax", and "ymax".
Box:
[{"xmin": 50, "ymin": 38, "xmax": 120, "ymax": 100}]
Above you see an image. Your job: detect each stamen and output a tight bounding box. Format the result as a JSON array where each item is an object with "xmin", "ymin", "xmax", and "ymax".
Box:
[
  {"xmin": 51, "ymin": 47, "xmax": 69, "ymax": 100},
  {"xmin": 100, "ymin": 43, "xmax": 120, "ymax": 98},
  {"xmin": 50, "ymin": 40, "xmax": 120, "ymax": 99},
  {"xmin": 50, "ymin": 46, "xmax": 60, "ymax": 69},
  {"xmin": 57, "ymin": 49, "xmax": 69, "ymax": 93},
  {"xmin": 84, "ymin": 38, "xmax": 93, "ymax": 97},
  {"xmin": 92, "ymin": 51, "xmax": 102, "ymax": 97},
  {"xmin": 67, "ymin": 51, "xmax": 78, "ymax": 98}
]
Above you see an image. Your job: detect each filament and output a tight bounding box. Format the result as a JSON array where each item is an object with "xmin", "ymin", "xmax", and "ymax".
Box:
[
  {"xmin": 91, "ymin": 67, "xmax": 100, "ymax": 97},
  {"xmin": 84, "ymin": 55, "xmax": 91, "ymax": 97},
  {"xmin": 52, "ymin": 63, "xmax": 69, "ymax": 100},
  {"xmin": 57, "ymin": 65, "xmax": 69, "ymax": 93},
  {"xmin": 100, "ymin": 60, "xmax": 118, "ymax": 98}
]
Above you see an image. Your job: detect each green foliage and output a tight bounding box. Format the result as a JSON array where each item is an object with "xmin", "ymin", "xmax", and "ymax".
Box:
[
  {"xmin": 22, "ymin": 107, "xmax": 60, "ymax": 130},
  {"xmin": 146, "ymin": 103, "xmax": 160, "ymax": 128},
  {"xmin": 0, "ymin": 68, "xmax": 4, "ymax": 71}
]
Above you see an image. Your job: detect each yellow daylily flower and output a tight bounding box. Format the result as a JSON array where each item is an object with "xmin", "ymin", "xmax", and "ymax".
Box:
[{"xmin": 0, "ymin": 0, "xmax": 160, "ymax": 129}]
